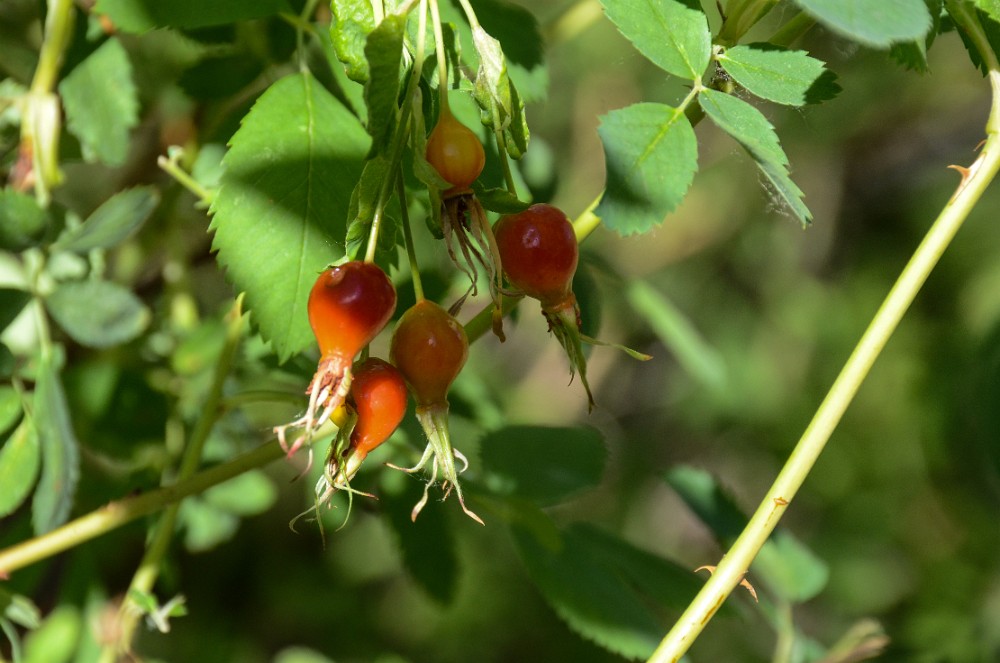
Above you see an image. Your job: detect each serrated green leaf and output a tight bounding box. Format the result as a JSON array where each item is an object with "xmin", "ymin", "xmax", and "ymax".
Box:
[
  {"xmin": 46, "ymin": 280, "xmax": 150, "ymax": 349},
  {"xmin": 599, "ymin": 0, "xmax": 711, "ymax": 80},
  {"xmin": 480, "ymin": 426, "xmax": 605, "ymax": 506},
  {"xmin": 793, "ymin": 0, "xmax": 932, "ymax": 48},
  {"xmin": 718, "ymin": 44, "xmax": 833, "ymax": 106},
  {"xmin": 364, "ymin": 14, "xmax": 405, "ymax": 157},
  {"xmin": 595, "ymin": 103, "xmax": 698, "ymax": 236},
  {"xmin": 0, "ymin": 189, "xmax": 51, "ymax": 251},
  {"xmin": 666, "ymin": 466, "xmax": 829, "ymax": 603},
  {"xmin": 0, "ymin": 418, "xmax": 40, "ymax": 518},
  {"xmin": 58, "ymin": 38, "xmax": 138, "ymax": 167},
  {"xmin": 890, "ymin": 0, "xmax": 942, "ymax": 73},
  {"xmin": 698, "ymin": 89, "xmax": 811, "ymax": 225},
  {"xmin": 53, "ymin": 187, "xmax": 159, "ymax": 253},
  {"xmin": 331, "ymin": 0, "xmax": 376, "ymax": 83},
  {"xmin": 0, "ymin": 288, "xmax": 31, "ymax": 335},
  {"xmin": 383, "ymin": 476, "xmax": 458, "ymax": 603},
  {"xmin": 979, "ymin": 0, "xmax": 1000, "ymax": 22},
  {"xmin": 94, "ymin": 0, "xmax": 291, "ymax": 31},
  {"xmin": 210, "ymin": 72, "xmax": 369, "ymax": 361},
  {"xmin": 570, "ymin": 523, "xmax": 705, "ymax": 613},
  {"xmin": 202, "ymin": 470, "xmax": 277, "ymax": 516},
  {"xmin": 32, "ymin": 350, "xmax": 80, "ymax": 534},
  {"xmin": 511, "ymin": 515, "xmax": 662, "ymax": 659},
  {"xmin": 22, "ymin": 606, "xmax": 80, "ymax": 663}
]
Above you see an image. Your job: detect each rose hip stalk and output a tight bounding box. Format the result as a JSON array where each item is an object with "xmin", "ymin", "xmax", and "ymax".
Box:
[
  {"xmin": 494, "ymin": 203, "xmax": 649, "ymax": 410},
  {"xmin": 274, "ymin": 261, "xmax": 397, "ymax": 457},
  {"xmin": 389, "ymin": 299, "xmax": 483, "ymax": 524}
]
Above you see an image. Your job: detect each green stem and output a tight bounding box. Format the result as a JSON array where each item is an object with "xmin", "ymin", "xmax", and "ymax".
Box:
[
  {"xmin": 648, "ymin": 31, "xmax": 1000, "ymax": 663},
  {"xmin": 397, "ymin": 170, "xmax": 425, "ymax": 302},
  {"xmin": 30, "ymin": 0, "xmax": 74, "ymax": 95},
  {"xmin": 430, "ymin": 0, "xmax": 450, "ymax": 114},
  {"xmin": 101, "ymin": 300, "xmax": 246, "ymax": 660},
  {"xmin": 157, "ymin": 154, "xmax": 215, "ymax": 207},
  {"xmin": 0, "ymin": 427, "xmax": 335, "ymax": 576},
  {"xmin": 23, "ymin": 0, "xmax": 75, "ymax": 206},
  {"xmin": 454, "ymin": 0, "xmax": 482, "ymax": 30},
  {"xmin": 365, "ymin": 0, "xmax": 429, "ymax": 264}
]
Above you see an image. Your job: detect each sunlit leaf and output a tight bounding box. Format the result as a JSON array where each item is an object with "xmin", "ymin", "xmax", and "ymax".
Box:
[
  {"xmin": 210, "ymin": 72, "xmax": 369, "ymax": 361},
  {"xmin": 718, "ymin": 44, "xmax": 836, "ymax": 106},
  {"xmin": 364, "ymin": 14, "xmax": 405, "ymax": 157},
  {"xmin": 331, "ymin": 0, "xmax": 376, "ymax": 83},
  {"xmin": 596, "ymin": 102, "xmax": 698, "ymax": 235},
  {"xmin": 698, "ymin": 89, "xmax": 811, "ymax": 225},
  {"xmin": 599, "ymin": 0, "xmax": 711, "ymax": 80}
]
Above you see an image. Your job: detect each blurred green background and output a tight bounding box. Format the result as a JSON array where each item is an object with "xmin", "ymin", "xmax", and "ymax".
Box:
[{"xmin": 2, "ymin": 0, "xmax": 1000, "ymax": 662}]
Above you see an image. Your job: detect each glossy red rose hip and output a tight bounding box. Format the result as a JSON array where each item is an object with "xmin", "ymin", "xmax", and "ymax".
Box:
[
  {"xmin": 389, "ymin": 300, "xmax": 468, "ymax": 407},
  {"xmin": 349, "ymin": 357, "xmax": 408, "ymax": 457},
  {"xmin": 308, "ymin": 261, "xmax": 397, "ymax": 359},
  {"xmin": 494, "ymin": 203, "xmax": 578, "ymax": 308}
]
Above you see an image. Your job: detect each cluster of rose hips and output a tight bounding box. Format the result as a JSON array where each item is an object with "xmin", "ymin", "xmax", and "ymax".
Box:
[{"xmin": 273, "ymin": 58, "xmax": 628, "ymax": 527}]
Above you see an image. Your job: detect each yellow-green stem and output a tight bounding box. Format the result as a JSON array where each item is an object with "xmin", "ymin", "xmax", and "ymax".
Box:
[
  {"xmin": 648, "ymin": 27, "xmax": 1000, "ymax": 663},
  {"xmin": 398, "ymin": 169, "xmax": 425, "ymax": 301},
  {"xmin": 430, "ymin": 0, "xmax": 449, "ymax": 114}
]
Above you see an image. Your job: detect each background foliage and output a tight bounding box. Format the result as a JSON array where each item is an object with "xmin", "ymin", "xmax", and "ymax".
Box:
[{"xmin": 2, "ymin": 0, "xmax": 1000, "ymax": 662}]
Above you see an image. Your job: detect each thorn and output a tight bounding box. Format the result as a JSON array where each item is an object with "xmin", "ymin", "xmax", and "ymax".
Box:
[
  {"xmin": 948, "ymin": 164, "xmax": 971, "ymax": 186},
  {"xmin": 694, "ymin": 565, "xmax": 759, "ymax": 603},
  {"xmin": 773, "ymin": 496, "xmax": 789, "ymax": 506}
]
